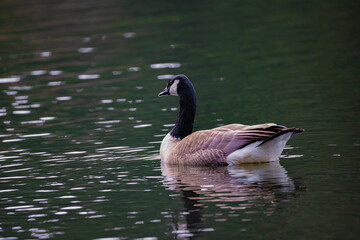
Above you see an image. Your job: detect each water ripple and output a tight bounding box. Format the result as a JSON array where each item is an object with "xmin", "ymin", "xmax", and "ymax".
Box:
[
  {"xmin": 20, "ymin": 133, "xmax": 51, "ymax": 138},
  {"xmin": 12, "ymin": 110, "xmax": 31, "ymax": 115},
  {"xmin": 0, "ymin": 76, "xmax": 21, "ymax": 84},
  {"xmin": 49, "ymin": 70, "xmax": 63, "ymax": 75},
  {"xmin": 133, "ymin": 124, "xmax": 152, "ymax": 129},
  {"xmin": 78, "ymin": 47, "xmax": 94, "ymax": 53},
  {"xmin": 150, "ymin": 63, "xmax": 181, "ymax": 69},
  {"xmin": 123, "ymin": 32, "xmax": 136, "ymax": 38},
  {"xmin": 157, "ymin": 74, "xmax": 175, "ymax": 79},
  {"xmin": 60, "ymin": 206, "xmax": 83, "ymax": 210},
  {"xmin": 0, "ymin": 189, "xmax": 18, "ymax": 193},
  {"xmin": 30, "ymin": 70, "xmax": 47, "ymax": 76},
  {"xmin": 2, "ymin": 139, "xmax": 25, "ymax": 143},
  {"xmin": 56, "ymin": 96, "xmax": 72, "ymax": 101},
  {"xmin": 78, "ymin": 74, "xmax": 100, "ymax": 80}
]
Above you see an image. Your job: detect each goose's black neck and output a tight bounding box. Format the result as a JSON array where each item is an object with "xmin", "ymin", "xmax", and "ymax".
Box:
[{"xmin": 170, "ymin": 84, "xmax": 196, "ymax": 140}]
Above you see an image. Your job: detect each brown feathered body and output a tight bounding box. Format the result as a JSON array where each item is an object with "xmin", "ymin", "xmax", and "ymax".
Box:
[{"xmin": 160, "ymin": 123, "xmax": 303, "ymax": 165}]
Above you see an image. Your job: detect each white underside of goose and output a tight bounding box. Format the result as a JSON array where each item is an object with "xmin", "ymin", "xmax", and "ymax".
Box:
[{"xmin": 226, "ymin": 132, "xmax": 293, "ymax": 165}]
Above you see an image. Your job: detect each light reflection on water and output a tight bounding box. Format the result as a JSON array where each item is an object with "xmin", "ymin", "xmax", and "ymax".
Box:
[
  {"xmin": 0, "ymin": 0, "xmax": 359, "ymax": 239},
  {"xmin": 0, "ymin": 147, "xmax": 160, "ymax": 237},
  {"xmin": 0, "ymin": 56, "xmax": 305, "ymax": 239},
  {"xmin": 0, "ymin": 144, "xmax": 303, "ymax": 239}
]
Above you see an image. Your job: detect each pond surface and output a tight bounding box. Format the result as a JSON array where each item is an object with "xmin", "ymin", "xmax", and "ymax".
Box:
[{"xmin": 1, "ymin": 0, "xmax": 359, "ymax": 239}]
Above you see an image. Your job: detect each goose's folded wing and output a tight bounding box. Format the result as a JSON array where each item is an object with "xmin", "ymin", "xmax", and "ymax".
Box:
[
  {"xmin": 171, "ymin": 148, "xmax": 228, "ymax": 165},
  {"xmin": 176, "ymin": 124, "xmax": 293, "ymax": 156}
]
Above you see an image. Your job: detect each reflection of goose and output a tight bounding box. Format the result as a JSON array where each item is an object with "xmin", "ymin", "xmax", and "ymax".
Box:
[
  {"xmin": 158, "ymin": 74, "xmax": 304, "ymax": 165},
  {"xmin": 162, "ymin": 162, "xmax": 297, "ymax": 202},
  {"xmin": 162, "ymin": 162, "xmax": 302, "ymax": 238}
]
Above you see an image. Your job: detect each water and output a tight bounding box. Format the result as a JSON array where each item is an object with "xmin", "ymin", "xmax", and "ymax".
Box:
[{"xmin": 1, "ymin": 0, "xmax": 359, "ymax": 239}]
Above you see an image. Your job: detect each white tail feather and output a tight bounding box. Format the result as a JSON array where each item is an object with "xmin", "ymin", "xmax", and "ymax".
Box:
[{"xmin": 226, "ymin": 132, "xmax": 293, "ymax": 165}]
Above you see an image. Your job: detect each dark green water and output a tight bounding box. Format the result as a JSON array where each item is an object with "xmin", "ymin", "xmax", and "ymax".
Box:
[{"xmin": 1, "ymin": 0, "xmax": 359, "ymax": 239}]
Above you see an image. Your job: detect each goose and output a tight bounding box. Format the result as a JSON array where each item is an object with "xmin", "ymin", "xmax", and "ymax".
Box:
[{"xmin": 158, "ymin": 74, "xmax": 304, "ymax": 165}]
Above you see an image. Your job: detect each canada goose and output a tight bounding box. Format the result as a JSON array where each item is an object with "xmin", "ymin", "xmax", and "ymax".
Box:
[{"xmin": 158, "ymin": 74, "xmax": 304, "ymax": 165}]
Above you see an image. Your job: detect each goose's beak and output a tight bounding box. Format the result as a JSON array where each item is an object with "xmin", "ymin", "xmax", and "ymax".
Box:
[{"xmin": 158, "ymin": 88, "xmax": 170, "ymax": 97}]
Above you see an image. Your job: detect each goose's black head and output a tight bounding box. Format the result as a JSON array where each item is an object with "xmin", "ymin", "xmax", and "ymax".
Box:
[{"xmin": 158, "ymin": 74, "xmax": 196, "ymax": 98}]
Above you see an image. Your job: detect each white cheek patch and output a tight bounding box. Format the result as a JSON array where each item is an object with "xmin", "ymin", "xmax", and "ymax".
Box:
[{"xmin": 169, "ymin": 79, "xmax": 179, "ymax": 96}]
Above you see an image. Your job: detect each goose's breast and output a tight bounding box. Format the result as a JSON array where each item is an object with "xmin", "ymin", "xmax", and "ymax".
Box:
[{"xmin": 160, "ymin": 133, "xmax": 179, "ymax": 163}]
